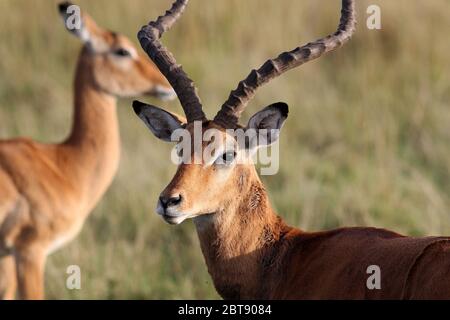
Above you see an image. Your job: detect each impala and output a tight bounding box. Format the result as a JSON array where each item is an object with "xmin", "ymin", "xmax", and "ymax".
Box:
[
  {"xmin": 134, "ymin": 0, "xmax": 450, "ymax": 299},
  {"xmin": 0, "ymin": 2, "xmax": 175, "ymax": 300}
]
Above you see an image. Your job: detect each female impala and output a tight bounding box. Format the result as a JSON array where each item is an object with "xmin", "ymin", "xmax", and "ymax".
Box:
[
  {"xmin": 134, "ymin": 0, "xmax": 450, "ymax": 299},
  {"xmin": 0, "ymin": 2, "xmax": 175, "ymax": 300}
]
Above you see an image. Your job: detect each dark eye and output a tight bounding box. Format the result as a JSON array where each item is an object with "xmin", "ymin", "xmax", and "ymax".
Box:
[
  {"xmin": 219, "ymin": 151, "xmax": 236, "ymax": 165},
  {"xmin": 113, "ymin": 48, "xmax": 131, "ymax": 57}
]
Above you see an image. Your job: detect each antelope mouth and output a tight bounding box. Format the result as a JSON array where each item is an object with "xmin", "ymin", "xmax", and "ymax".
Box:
[
  {"xmin": 161, "ymin": 213, "xmax": 189, "ymax": 225},
  {"xmin": 156, "ymin": 204, "xmax": 185, "ymax": 225},
  {"xmin": 162, "ymin": 211, "xmax": 213, "ymax": 225}
]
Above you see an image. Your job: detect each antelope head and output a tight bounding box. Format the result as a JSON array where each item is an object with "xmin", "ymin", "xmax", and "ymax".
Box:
[
  {"xmin": 133, "ymin": 0, "xmax": 355, "ymax": 225},
  {"xmin": 58, "ymin": 1, "xmax": 176, "ymax": 100}
]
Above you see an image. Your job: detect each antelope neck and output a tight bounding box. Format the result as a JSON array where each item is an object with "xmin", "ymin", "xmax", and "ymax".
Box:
[
  {"xmin": 62, "ymin": 50, "xmax": 121, "ymax": 212},
  {"xmin": 194, "ymin": 167, "xmax": 291, "ymax": 299}
]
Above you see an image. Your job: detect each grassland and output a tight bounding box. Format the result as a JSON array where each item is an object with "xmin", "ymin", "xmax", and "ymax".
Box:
[{"xmin": 0, "ymin": 0, "xmax": 449, "ymax": 299}]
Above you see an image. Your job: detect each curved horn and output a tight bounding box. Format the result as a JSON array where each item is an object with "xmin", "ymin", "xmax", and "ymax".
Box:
[
  {"xmin": 138, "ymin": 0, "xmax": 206, "ymax": 122},
  {"xmin": 214, "ymin": 0, "xmax": 356, "ymax": 128}
]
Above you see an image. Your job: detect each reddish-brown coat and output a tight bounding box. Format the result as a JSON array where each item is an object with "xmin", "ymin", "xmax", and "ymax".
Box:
[{"xmin": 193, "ymin": 166, "xmax": 450, "ymax": 300}]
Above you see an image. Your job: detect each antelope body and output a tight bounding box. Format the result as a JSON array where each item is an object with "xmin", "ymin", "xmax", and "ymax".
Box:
[
  {"xmin": 133, "ymin": 0, "xmax": 450, "ymax": 300},
  {"xmin": 0, "ymin": 2, "xmax": 174, "ymax": 299}
]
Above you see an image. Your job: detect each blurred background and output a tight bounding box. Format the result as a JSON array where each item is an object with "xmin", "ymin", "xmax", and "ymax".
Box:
[{"xmin": 0, "ymin": 0, "xmax": 449, "ymax": 299}]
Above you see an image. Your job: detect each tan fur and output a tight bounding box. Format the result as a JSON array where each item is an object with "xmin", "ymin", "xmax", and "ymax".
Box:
[
  {"xmin": 0, "ymin": 7, "xmax": 172, "ymax": 300},
  {"xmin": 159, "ymin": 123, "xmax": 450, "ymax": 300},
  {"xmin": 135, "ymin": 0, "xmax": 450, "ymax": 300}
]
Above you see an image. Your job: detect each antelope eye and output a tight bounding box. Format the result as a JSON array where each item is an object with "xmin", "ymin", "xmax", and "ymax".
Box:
[
  {"xmin": 218, "ymin": 151, "xmax": 236, "ymax": 165},
  {"xmin": 113, "ymin": 48, "xmax": 131, "ymax": 57}
]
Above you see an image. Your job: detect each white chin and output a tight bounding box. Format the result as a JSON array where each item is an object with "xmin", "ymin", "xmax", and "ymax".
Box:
[
  {"xmin": 156, "ymin": 203, "xmax": 194, "ymax": 225},
  {"xmin": 163, "ymin": 214, "xmax": 189, "ymax": 225}
]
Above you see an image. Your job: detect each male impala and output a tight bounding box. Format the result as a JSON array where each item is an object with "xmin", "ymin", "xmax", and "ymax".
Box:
[
  {"xmin": 134, "ymin": 0, "xmax": 450, "ymax": 299},
  {"xmin": 0, "ymin": 2, "xmax": 175, "ymax": 300}
]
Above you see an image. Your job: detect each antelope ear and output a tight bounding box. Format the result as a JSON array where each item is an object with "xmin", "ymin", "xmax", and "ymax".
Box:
[
  {"xmin": 133, "ymin": 101, "xmax": 186, "ymax": 142},
  {"xmin": 58, "ymin": 2, "xmax": 105, "ymax": 50},
  {"xmin": 59, "ymin": 2, "xmax": 90, "ymax": 42},
  {"xmin": 246, "ymin": 102, "xmax": 289, "ymax": 147}
]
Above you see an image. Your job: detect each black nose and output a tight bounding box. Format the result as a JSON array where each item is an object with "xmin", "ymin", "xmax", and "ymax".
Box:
[{"xmin": 159, "ymin": 195, "xmax": 182, "ymax": 209}]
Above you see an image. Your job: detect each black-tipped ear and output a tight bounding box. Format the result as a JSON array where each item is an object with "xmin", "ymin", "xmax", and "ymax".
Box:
[
  {"xmin": 132, "ymin": 100, "xmax": 185, "ymax": 142},
  {"xmin": 247, "ymin": 102, "xmax": 289, "ymax": 131},
  {"xmin": 58, "ymin": 1, "xmax": 93, "ymax": 44},
  {"xmin": 246, "ymin": 102, "xmax": 289, "ymax": 147},
  {"xmin": 58, "ymin": 1, "xmax": 73, "ymax": 14},
  {"xmin": 276, "ymin": 102, "xmax": 289, "ymax": 118},
  {"xmin": 132, "ymin": 100, "xmax": 145, "ymax": 115}
]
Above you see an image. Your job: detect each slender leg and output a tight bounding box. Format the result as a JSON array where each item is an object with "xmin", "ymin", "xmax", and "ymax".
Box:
[
  {"xmin": 15, "ymin": 247, "xmax": 46, "ymax": 300},
  {"xmin": 0, "ymin": 253, "xmax": 17, "ymax": 300}
]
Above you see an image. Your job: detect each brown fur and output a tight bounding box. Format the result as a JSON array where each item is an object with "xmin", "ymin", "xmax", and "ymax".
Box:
[
  {"xmin": 0, "ymin": 7, "xmax": 172, "ymax": 300},
  {"xmin": 135, "ymin": 0, "xmax": 448, "ymax": 300},
  {"xmin": 158, "ymin": 123, "xmax": 450, "ymax": 300}
]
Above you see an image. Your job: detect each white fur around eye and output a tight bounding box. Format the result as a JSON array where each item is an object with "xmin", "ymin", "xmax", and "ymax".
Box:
[{"xmin": 126, "ymin": 47, "xmax": 138, "ymax": 59}]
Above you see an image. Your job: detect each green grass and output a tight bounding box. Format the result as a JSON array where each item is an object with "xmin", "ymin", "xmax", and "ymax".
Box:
[{"xmin": 0, "ymin": 0, "xmax": 449, "ymax": 299}]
